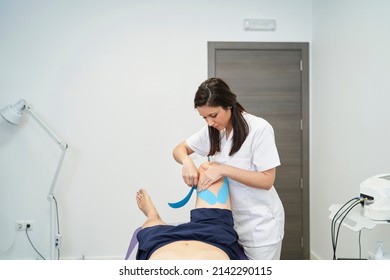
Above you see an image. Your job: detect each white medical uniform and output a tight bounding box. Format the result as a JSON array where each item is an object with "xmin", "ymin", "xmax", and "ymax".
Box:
[{"xmin": 186, "ymin": 113, "xmax": 285, "ymax": 260}]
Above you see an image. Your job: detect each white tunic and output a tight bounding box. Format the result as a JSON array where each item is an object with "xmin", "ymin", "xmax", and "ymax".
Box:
[{"xmin": 186, "ymin": 113, "xmax": 285, "ymax": 250}]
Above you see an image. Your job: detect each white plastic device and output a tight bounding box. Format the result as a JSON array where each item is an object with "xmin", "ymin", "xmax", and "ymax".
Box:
[{"xmin": 360, "ymin": 174, "xmax": 390, "ymax": 221}]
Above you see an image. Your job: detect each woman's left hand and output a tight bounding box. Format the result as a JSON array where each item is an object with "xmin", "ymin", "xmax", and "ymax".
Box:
[{"xmin": 197, "ymin": 162, "xmax": 223, "ymax": 191}]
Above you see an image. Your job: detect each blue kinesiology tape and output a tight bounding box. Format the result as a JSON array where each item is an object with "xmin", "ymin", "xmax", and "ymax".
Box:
[
  {"xmin": 197, "ymin": 177, "xmax": 229, "ymax": 205},
  {"xmin": 168, "ymin": 186, "xmax": 196, "ymax": 208},
  {"xmin": 168, "ymin": 177, "xmax": 229, "ymax": 208}
]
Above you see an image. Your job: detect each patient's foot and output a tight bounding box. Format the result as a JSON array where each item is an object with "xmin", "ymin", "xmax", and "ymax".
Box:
[{"xmin": 136, "ymin": 189, "xmax": 160, "ymax": 221}]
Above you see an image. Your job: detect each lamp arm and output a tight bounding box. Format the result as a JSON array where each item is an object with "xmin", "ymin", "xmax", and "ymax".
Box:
[
  {"xmin": 25, "ymin": 106, "xmax": 68, "ymax": 199},
  {"xmin": 26, "ymin": 106, "xmax": 68, "ymax": 151},
  {"xmin": 47, "ymin": 148, "xmax": 67, "ymax": 200}
]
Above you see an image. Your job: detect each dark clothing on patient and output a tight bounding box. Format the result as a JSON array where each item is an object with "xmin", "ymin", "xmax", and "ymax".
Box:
[{"xmin": 136, "ymin": 208, "xmax": 247, "ymax": 260}]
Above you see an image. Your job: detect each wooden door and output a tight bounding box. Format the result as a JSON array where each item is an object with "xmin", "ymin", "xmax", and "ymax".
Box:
[{"xmin": 208, "ymin": 42, "xmax": 309, "ymax": 259}]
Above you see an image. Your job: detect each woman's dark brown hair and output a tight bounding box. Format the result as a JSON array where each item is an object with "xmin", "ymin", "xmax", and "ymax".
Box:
[{"xmin": 194, "ymin": 77, "xmax": 249, "ymax": 156}]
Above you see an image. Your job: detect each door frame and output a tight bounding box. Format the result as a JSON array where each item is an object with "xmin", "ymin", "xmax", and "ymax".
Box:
[{"xmin": 208, "ymin": 42, "xmax": 310, "ymax": 259}]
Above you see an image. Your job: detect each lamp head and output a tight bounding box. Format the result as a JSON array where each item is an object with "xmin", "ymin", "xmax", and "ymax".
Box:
[{"xmin": 0, "ymin": 99, "xmax": 27, "ymax": 125}]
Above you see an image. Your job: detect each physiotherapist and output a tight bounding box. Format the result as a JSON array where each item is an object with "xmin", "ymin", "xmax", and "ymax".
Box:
[{"xmin": 173, "ymin": 77, "xmax": 285, "ymax": 260}]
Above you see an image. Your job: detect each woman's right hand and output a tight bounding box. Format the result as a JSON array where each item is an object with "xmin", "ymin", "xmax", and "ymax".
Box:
[
  {"xmin": 173, "ymin": 141, "xmax": 199, "ymax": 187},
  {"xmin": 182, "ymin": 158, "xmax": 199, "ymax": 187}
]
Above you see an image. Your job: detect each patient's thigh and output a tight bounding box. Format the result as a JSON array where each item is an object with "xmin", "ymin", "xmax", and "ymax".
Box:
[
  {"xmin": 195, "ymin": 177, "xmax": 231, "ymax": 210},
  {"xmin": 142, "ymin": 219, "xmax": 165, "ymax": 229}
]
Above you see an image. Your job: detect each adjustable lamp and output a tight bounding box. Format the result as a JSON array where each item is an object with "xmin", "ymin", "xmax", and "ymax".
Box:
[{"xmin": 1, "ymin": 99, "xmax": 68, "ymax": 260}]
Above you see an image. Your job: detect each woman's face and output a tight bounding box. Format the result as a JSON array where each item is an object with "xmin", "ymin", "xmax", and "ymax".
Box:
[{"xmin": 197, "ymin": 105, "xmax": 232, "ymax": 131}]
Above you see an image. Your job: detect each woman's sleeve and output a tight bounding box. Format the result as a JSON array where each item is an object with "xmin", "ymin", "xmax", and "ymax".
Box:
[
  {"xmin": 252, "ymin": 121, "xmax": 281, "ymax": 172},
  {"xmin": 186, "ymin": 126, "xmax": 210, "ymax": 157}
]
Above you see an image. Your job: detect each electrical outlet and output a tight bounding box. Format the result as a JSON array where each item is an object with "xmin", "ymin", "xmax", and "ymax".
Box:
[
  {"xmin": 15, "ymin": 221, "xmax": 34, "ymax": 231},
  {"xmin": 55, "ymin": 234, "xmax": 62, "ymax": 249},
  {"xmin": 15, "ymin": 221, "xmax": 24, "ymax": 231},
  {"xmin": 25, "ymin": 221, "xmax": 34, "ymax": 231}
]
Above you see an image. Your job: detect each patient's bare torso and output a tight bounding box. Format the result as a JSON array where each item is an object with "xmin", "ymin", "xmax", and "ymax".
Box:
[{"xmin": 149, "ymin": 240, "xmax": 229, "ymax": 260}]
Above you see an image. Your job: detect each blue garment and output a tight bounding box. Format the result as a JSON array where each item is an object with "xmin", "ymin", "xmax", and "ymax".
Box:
[{"xmin": 136, "ymin": 208, "xmax": 247, "ymax": 260}]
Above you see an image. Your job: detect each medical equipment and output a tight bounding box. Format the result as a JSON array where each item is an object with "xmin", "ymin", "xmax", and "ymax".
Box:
[
  {"xmin": 329, "ymin": 174, "xmax": 390, "ymax": 259},
  {"xmin": 330, "ymin": 197, "xmax": 363, "ymax": 259},
  {"xmin": 360, "ymin": 174, "xmax": 390, "ymax": 221}
]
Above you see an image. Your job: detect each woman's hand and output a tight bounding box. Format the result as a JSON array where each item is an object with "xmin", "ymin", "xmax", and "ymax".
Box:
[
  {"xmin": 173, "ymin": 141, "xmax": 199, "ymax": 187},
  {"xmin": 197, "ymin": 162, "xmax": 223, "ymax": 191},
  {"xmin": 197, "ymin": 162, "xmax": 276, "ymax": 191},
  {"xmin": 182, "ymin": 157, "xmax": 199, "ymax": 187}
]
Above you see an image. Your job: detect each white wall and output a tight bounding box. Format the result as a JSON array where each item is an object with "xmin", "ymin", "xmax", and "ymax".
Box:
[
  {"xmin": 311, "ymin": 0, "xmax": 390, "ymax": 259},
  {"xmin": 0, "ymin": 0, "xmax": 311, "ymax": 259}
]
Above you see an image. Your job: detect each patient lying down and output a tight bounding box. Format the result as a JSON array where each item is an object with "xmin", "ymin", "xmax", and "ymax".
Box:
[{"xmin": 135, "ymin": 163, "xmax": 246, "ymax": 260}]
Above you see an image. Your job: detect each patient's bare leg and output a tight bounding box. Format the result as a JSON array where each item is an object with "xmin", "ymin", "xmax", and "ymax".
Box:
[
  {"xmin": 195, "ymin": 163, "xmax": 231, "ymax": 210},
  {"xmin": 149, "ymin": 165, "xmax": 232, "ymax": 260},
  {"xmin": 136, "ymin": 189, "xmax": 166, "ymax": 228}
]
